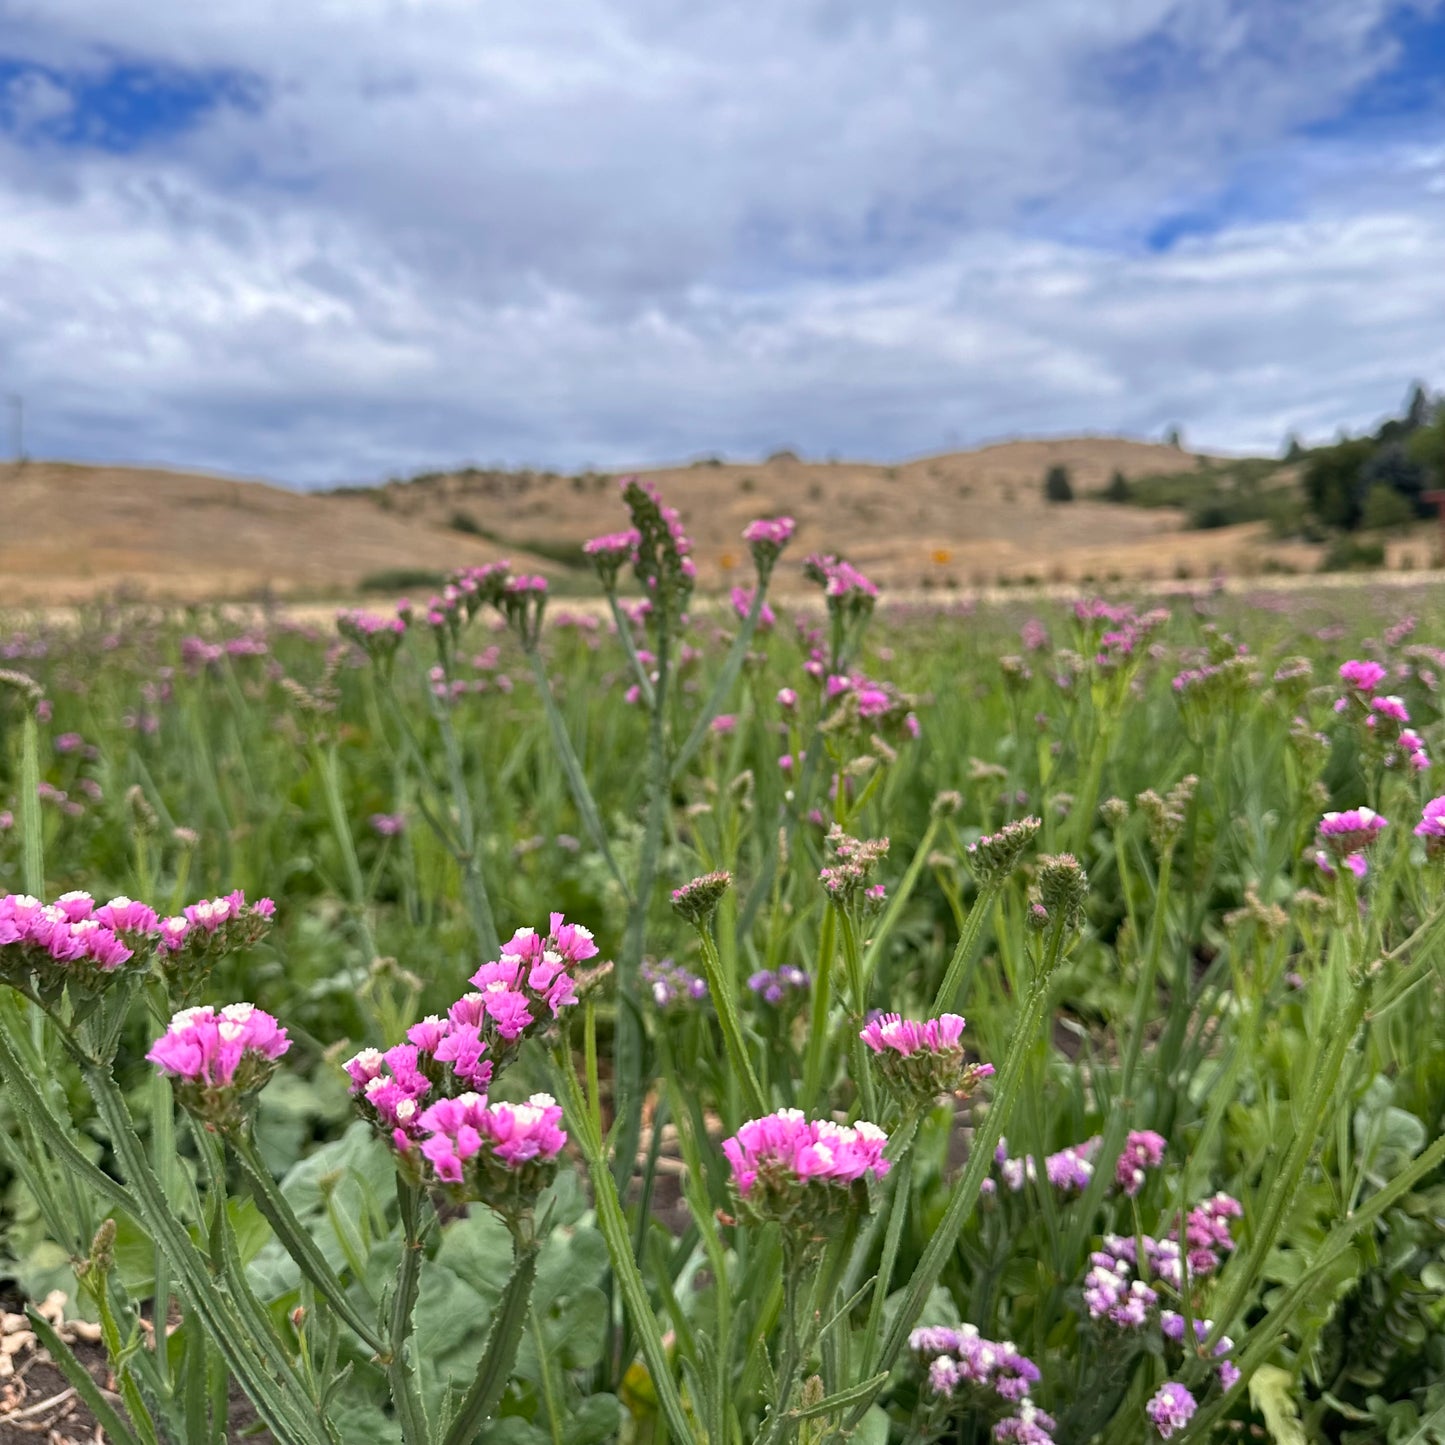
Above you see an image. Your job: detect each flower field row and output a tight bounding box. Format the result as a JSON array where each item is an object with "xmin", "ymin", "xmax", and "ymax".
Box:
[{"xmin": 1, "ymin": 478, "xmax": 1444, "ymax": 1443}]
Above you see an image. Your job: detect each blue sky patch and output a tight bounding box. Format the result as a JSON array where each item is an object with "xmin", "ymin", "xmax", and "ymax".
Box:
[{"xmin": 0, "ymin": 56, "xmax": 261, "ymax": 152}]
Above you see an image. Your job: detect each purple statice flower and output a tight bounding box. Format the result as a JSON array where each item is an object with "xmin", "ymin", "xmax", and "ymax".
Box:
[
  {"xmin": 1115, "ymin": 1129, "xmax": 1167, "ymax": 1196},
  {"xmin": 1146, "ymin": 1382, "xmax": 1196, "ymax": 1439},
  {"xmin": 1179, "ymin": 1192, "xmax": 1243, "ymax": 1276},
  {"xmin": 747, "ymin": 965, "xmax": 809, "ymax": 1008},
  {"xmin": 910, "ymin": 1325, "xmax": 1048, "ymax": 1421},
  {"xmin": 1159, "ymin": 1312, "xmax": 1239, "ymax": 1389},
  {"xmin": 370, "ymin": 812, "xmax": 407, "ymax": 836},
  {"xmin": 1317, "ymin": 807, "xmax": 1387, "ymax": 857},
  {"xmin": 993, "ymin": 1402, "xmax": 1057, "ymax": 1443},
  {"xmin": 639, "ymin": 957, "xmax": 708, "ymax": 1011},
  {"xmin": 53, "ymin": 732, "xmax": 85, "ymax": 754},
  {"xmin": 1044, "ymin": 1137, "xmax": 1101, "ymax": 1193},
  {"xmin": 1083, "ymin": 1238, "xmax": 1158, "ymax": 1328}
]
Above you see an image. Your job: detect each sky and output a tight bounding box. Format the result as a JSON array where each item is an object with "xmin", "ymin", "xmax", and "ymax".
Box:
[{"xmin": 1, "ymin": 1, "xmax": 1444, "ymax": 487}]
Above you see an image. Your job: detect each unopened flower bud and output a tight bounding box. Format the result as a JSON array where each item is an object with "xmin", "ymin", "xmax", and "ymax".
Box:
[
  {"xmin": 672, "ymin": 870, "xmax": 733, "ymax": 926},
  {"xmin": 1099, "ymin": 797, "xmax": 1129, "ymax": 829},
  {"xmin": 1036, "ymin": 853, "xmax": 1089, "ymax": 930},
  {"xmin": 966, "ymin": 817, "xmax": 1041, "ymax": 885},
  {"xmin": 89, "ymin": 1217, "xmax": 117, "ymax": 1274}
]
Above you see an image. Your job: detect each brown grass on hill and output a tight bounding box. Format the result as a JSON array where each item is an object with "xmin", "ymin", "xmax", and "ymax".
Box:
[
  {"xmin": 0, "ymin": 460, "xmax": 541, "ymax": 603},
  {"xmin": 0, "ymin": 439, "xmax": 1346, "ymax": 603}
]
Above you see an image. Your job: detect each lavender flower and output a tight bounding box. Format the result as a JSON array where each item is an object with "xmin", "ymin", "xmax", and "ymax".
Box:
[{"xmin": 1146, "ymin": 1382, "xmax": 1196, "ymax": 1439}]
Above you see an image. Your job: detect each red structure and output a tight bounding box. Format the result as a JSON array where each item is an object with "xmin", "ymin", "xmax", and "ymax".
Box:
[{"xmin": 1426, "ymin": 491, "xmax": 1445, "ymax": 564}]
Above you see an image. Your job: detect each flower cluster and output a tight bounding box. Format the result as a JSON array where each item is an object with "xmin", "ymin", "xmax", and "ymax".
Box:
[
  {"xmin": 1313, "ymin": 807, "xmax": 1387, "ymax": 881},
  {"xmin": 860, "ymin": 1012, "xmax": 994, "ymax": 1103},
  {"xmin": 1415, "ymin": 795, "xmax": 1445, "ymax": 858},
  {"xmin": 819, "ymin": 825, "xmax": 890, "ymax": 903},
  {"xmin": 671, "ymin": 870, "xmax": 733, "ymax": 926},
  {"xmin": 1146, "ymin": 1382, "xmax": 1196, "ymax": 1440},
  {"xmin": 1115, "ymin": 1129, "xmax": 1167, "ymax": 1196},
  {"xmin": 416, "ymin": 1092, "xmax": 566, "ymax": 1215},
  {"xmin": 722, "ymin": 1110, "xmax": 888, "ymax": 1235},
  {"xmin": 640, "ymin": 957, "xmax": 708, "ymax": 1011},
  {"xmin": 337, "ymin": 607, "xmax": 408, "ymax": 663},
  {"xmin": 1333, "ymin": 659, "xmax": 1429, "ymax": 769},
  {"xmin": 583, "ymin": 528, "xmax": 642, "ymax": 590},
  {"xmin": 1033, "ymin": 854, "xmax": 1090, "ymax": 932},
  {"xmin": 148, "ymin": 1003, "xmax": 290, "ymax": 1131},
  {"xmin": 967, "ymin": 817, "xmax": 1042, "ymax": 884},
  {"xmin": 344, "ymin": 912, "xmax": 592, "ymax": 1204},
  {"xmin": 621, "ymin": 477, "xmax": 695, "ymax": 620},
  {"xmin": 742, "ymin": 515, "xmax": 795, "ymax": 578},
  {"xmin": 910, "ymin": 1326, "xmax": 1054, "ymax": 1442},
  {"xmin": 0, "ymin": 889, "xmax": 272, "ymax": 1000},
  {"xmin": 747, "ymin": 964, "xmax": 810, "ymax": 1009}
]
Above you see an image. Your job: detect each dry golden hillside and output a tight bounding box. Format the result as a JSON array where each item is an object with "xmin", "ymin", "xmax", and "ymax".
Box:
[
  {"xmin": 0, "ymin": 439, "xmax": 1330, "ymax": 603},
  {"xmin": 0, "ymin": 461, "xmax": 541, "ymax": 604},
  {"xmin": 364, "ymin": 437, "xmax": 1319, "ymax": 589}
]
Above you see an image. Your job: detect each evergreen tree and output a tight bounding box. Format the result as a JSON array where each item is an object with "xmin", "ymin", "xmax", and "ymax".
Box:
[{"xmin": 1044, "ymin": 465, "xmax": 1074, "ymax": 503}]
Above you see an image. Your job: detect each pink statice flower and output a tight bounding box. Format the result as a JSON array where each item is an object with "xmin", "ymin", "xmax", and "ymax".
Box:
[
  {"xmin": 730, "ymin": 586, "xmax": 776, "ymax": 630},
  {"xmin": 1339, "ymin": 658, "xmax": 1387, "ymax": 694},
  {"xmin": 1115, "ymin": 1129, "xmax": 1167, "ymax": 1197},
  {"xmin": 148, "ymin": 1003, "xmax": 290, "ymax": 1129},
  {"xmin": 370, "ymin": 812, "xmax": 407, "ymax": 836},
  {"xmin": 1368, "ymin": 694, "xmax": 1410, "ymax": 725},
  {"xmin": 859, "ymin": 1012, "xmax": 993, "ymax": 1103},
  {"xmin": 722, "ymin": 1110, "xmax": 888, "ymax": 1231},
  {"xmin": 1415, "ymin": 795, "xmax": 1445, "ymax": 857},
  {"xmin": 417, "ymin": 1092, "xmax": 566, "ymax": 1208},
  {"xmin": 0, "ymin": 891, "xmax": 145, "ymax": 987},
  {"xmin": 1317, "ymin": 807, "xmax": 1387, "ymax": 857},
  {"xmin": 1146, "ymin": 1382, "xmax": 1196, "ymax": 1439}
]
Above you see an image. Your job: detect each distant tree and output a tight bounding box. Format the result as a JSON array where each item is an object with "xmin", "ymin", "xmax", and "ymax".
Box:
[
  {"xmin": 1360, "ymin": 442, "xmax": 1427, "ymax": 516},
  {"xmin": 1282, "ymin": 433, "xmax": 1305, "ymax": 462},
  {"xmin": 1104, "ymin": 469, "xmax": 1131, "ymax": 502},
  {"xmin": 1164, "ymin": 425, "xmax": 1184, "ymax": 449},
  {"xmin": 1044, "ymin": 465, "xmax": 1074, "ymax": 503},
  {"xmin": 1405, "ymin": 381, "xmax": 1432, "ymax": 432},
  {"xmin": 1407, "ymin": 414, "xmax": 1445, "ymax": 486},
  {"xmin": 1361, "ymin": 482, "xmax": 1417, "ymax": 533},
  {"xmin": 1302, "ymin": 438, "xmax": 1375, "ymax": 530}
]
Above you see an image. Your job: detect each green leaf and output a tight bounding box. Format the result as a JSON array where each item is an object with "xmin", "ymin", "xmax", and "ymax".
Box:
[
  {"xmin": 1249, "ymin": 1365, "xmax": 1308, "ymax": 1445},
  {"xmin": 562, "ymin": 1394, "xmax": 622, "ymax": 1445}
]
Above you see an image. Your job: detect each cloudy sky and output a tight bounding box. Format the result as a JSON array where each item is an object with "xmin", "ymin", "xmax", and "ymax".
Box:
[{"xmin": 1, "ymin": 0, "xmax": 1443, "ymax": 486}]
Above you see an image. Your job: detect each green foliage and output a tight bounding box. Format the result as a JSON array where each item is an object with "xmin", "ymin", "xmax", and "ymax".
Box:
[
  {"xmin": 359, "ymin": 566, "xmax": 448, "ymax": 592},
  {"xmin": 1043, "ymin": 464, "xmax": 1073, "ymax": 503},
  {"xmin": 1361, "ymin": 482, "xmax": 1419, "ymax": 533}
]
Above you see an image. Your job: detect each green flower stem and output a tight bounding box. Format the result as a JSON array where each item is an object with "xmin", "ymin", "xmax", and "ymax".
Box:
[
  {"xmin": 230, "ymin": 1134, "xmax": 387, "ymax": 1357},
  {"xmin": 691, "ymin": 920, "xmax": 768, "ymax": 1120},
  {"xmin": 802, "ymin": 907, "xmax": 837, "ymax": 1110},
  {"xmin": 835, "ymin": 908, "xmax": 877, "ymax": 1122},
  {"xmin": 552, "ymin": 1048, "xmax": 696, "ymax": 1444},
  {"xmin": 524, "ymin": 645, "xmax": 631, "ymax": 898},
  {"xmin": 1182, "ymin": 1126, "xmax": 1445, "ymax": 1444},
  {"xmin": 387, "ymin": 1179, "xmax": 431, "ymax": 1445},
  {"xmin": 931, "ymin": 877, "xmax": 1006, "ymax": 1014},
  {"xmin": 671, "ymin": 578, "xmax": 771, "ymax": 780},
  {"xmin": 439, "ymin": 1242, "xmax": 540, "ymax": 1445},
  {"xmin": 605, "ymin": 591, "xmax": 657, "ymax": 709},
  {"xmin": 312, "ymin": 742, "xmax": 382, "ymax": 969},
  {"xmin": 81, "ymin": 1066, "xmax": 331, "ymax": 1445},
  {"xmin": 18, "ymin": 703, "xmax": 44, "ymax": 897},
  {"xmin": 1204, "ymin": 977, "xmax": 1370, "ymax": 1352},
  {"xmin": 530, "ymin": 1302, "xmax": 566, "ymax": 1445},
  {"xmin": 862, "ymin": 1149, "xmax": 914, "ymax": 1376},
  {"xmin": 843, "ymin": 923, "xmax": 1067, "ymax": 1433},
  {"xmin": 426, "ymin": 685, "xmax": 501, "ymax": 961},
  {"xmin": 861, "ymin": 815, "xmax": 942, "ymax": 987},
  {"xmin": 85, "ymin": 1264, "xmax": 161, "ymax": 1445}
]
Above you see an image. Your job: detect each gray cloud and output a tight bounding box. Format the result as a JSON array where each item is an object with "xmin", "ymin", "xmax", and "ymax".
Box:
[{"xmin": 0, "ymin": 0, "xmax": 1441, "ymax": 482}]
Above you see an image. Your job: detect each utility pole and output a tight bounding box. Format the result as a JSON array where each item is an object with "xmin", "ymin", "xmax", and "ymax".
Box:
[{"xmin": 6, "ymin": 394, "xmax": 23, "ymax": 464}]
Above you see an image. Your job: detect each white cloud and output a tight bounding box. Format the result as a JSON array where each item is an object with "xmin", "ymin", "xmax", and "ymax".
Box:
[{"xmin": 0, "ymin": 0, "xmax": 1441, "ymax": 481}]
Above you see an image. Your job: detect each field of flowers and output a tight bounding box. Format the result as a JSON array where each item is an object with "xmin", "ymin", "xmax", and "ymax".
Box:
[{"xmin": 1, "ymin": 478, "xmax": 1444, "ymax": 1445}]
